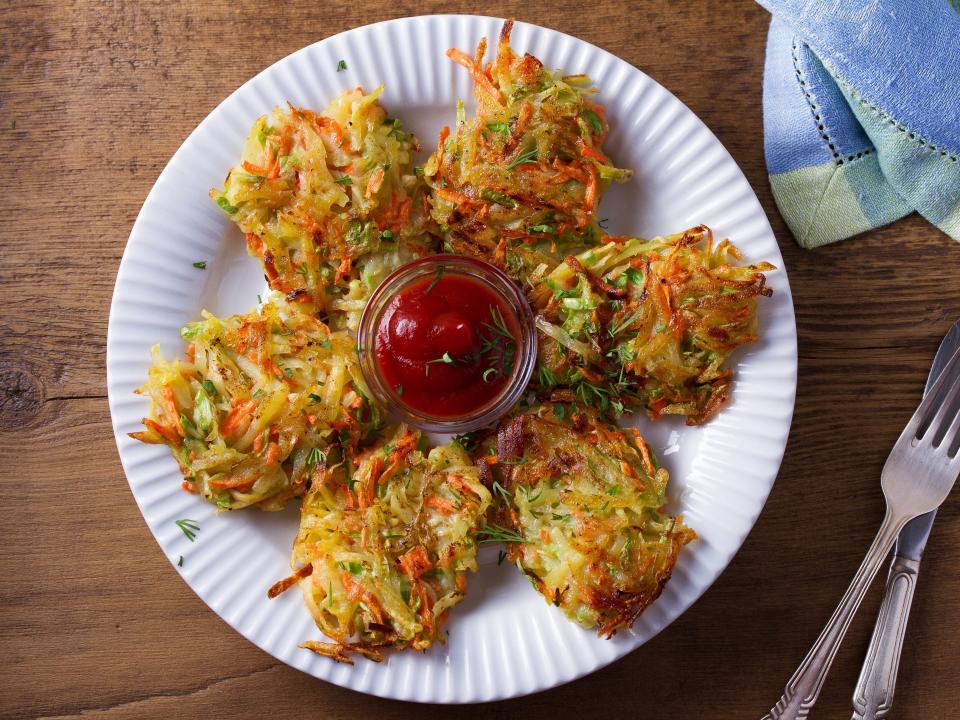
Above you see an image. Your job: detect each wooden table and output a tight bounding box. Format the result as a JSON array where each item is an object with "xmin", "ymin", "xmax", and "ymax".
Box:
[{"xmin": 3, "ymin": 1, "xmax": 959, "ymax": 717}]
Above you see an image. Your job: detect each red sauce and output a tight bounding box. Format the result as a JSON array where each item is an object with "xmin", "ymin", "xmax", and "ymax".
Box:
[{"xmin": 374, "ymin": 271, "xmax": 521, "ymax": 418}]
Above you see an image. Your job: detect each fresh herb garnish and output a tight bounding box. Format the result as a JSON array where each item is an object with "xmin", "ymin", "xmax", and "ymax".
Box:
[
  {"xmin": 306, "ymin": 447, "xmax": 327, "ymax": 466},
  {"xmin": 476, "ymin": 524, "xmax": 528, "ymax": 544},
  {"xmin": 497, "ymin": 550, "xmax": 508, "ymax": 566},
  {"xmin": 506, "ymin": 145, "xmax": 538, "ymax": 169},
  {"xmin": 335, "ymin": 175, "xmax": 352, "ymax": 185},
  {"xmin": 175, "ymin": 518, "xmax": 200, "ymax": 542},
  {"xmin": 451, "ymin": 432, "xmax": 479, "ymax": 452},
  {"xmin": 610, "ymin": 307, "xmax": 645, "ymax": 337},
  {"xmin": 486, "ymin": 122, "xmax": 510, "ymax": 135},
  {"xmin": 492, "ymin": 481, "xmax": 512, "ymax": 502},
  {"xmin": 501, "ymin": 456, "xmax": 530, "ymax": 466},
  {"xmin": 177, "ymin": 555, "xmax": 184, "ymax": 567},
  {"xmin": 395, "ymin": 384, "xmax": 404, "ymax": 396},
  {"xmin": 192, "ymin": 261, "xmax": 207, "ymax": 270},
  {"xmin": 538, "ymin": 364, "xmax": 558, "ymax": 387},
  {"xmin": 336, "ymin": 59, "xmax": 347, "ymax": 72},
  {"xmin": 424, "ymin": 265, "xmax": 445, "ymax": 294},
  {"xmin": 424, "ymin": 351, "xmax": 455, "ymax": 375},
  {"xmin": 202, "ymin": 379, "xmax": 217, "ymax": 397},
  {"xmin": 308, "ymin": 393, "xmax": 323, "ymax": 403}
]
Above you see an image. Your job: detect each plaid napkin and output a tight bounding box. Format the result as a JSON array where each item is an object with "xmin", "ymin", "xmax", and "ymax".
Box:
[{"xmin": 758, "ymin": 0, "xmax": 960, "ymax": 248}]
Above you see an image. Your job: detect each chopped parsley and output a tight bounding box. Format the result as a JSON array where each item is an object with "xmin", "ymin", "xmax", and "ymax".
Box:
[
  {"xmin": 336, "ymin": 59, "xmax": 347, "ymax": 72},
  {"xmin": 192, "ymin": 261, "xmax": 207, "ymax": 270}
]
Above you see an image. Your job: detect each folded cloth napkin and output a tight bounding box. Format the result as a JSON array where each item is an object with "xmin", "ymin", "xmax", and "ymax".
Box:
[{"xmin": 758, "ymin": 0, "xmax": 960, "ymax": 248}]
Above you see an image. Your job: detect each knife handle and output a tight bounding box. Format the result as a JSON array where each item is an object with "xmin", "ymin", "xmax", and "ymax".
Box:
[{"xmin": 851, "ymin": 554, "xmax": 920, "ymax": 720}]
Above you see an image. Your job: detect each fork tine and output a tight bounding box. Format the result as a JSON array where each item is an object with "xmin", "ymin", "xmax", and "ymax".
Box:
[
  {"xmin": 927, "ymin": 372, "xmax": 960, "ymax": 446},
  {"xmin": 914, "ymin": 345, "xmax": 960, "ymax": 436}
]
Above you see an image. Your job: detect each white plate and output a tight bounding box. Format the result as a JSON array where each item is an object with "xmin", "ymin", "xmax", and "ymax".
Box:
[{"xmin": 107, "ymin": 15, "xmax": 797, "ymax": 704}]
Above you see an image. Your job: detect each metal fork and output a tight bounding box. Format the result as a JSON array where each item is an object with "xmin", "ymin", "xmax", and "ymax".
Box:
[{"xmin": 763, "ymin": 346, "xmax": 960, "ymax": 720}]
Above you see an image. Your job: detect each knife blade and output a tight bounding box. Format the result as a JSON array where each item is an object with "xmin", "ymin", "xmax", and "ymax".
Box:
[
  {"xmin": 895, "ymin": 318, "xmax": 960, "ymax": 560},
  {"xmin": 852, "ymin": 319, "xmax": 960, "ymax": 720}
]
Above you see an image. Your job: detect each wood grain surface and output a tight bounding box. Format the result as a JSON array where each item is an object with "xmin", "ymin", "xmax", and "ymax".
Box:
[{"xmin": 2, "ymin": 1, "xmax": 959, "ymax": 718}]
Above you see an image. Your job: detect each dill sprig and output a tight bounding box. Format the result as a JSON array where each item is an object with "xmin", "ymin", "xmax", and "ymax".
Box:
[
  {"xmin": 506, "ymin": 145, "xmax": 538, "ymax": 170},
  {"xmin": 475, "ymin": 524, "xmax": 528, "ymax": 544},
  {"xmin": 424, "ymin": 265, "xmax": 445, "ymax": 294},
  {"xmin": 175, "ymin": 518, "xmax": 200, "ymax": 542}
]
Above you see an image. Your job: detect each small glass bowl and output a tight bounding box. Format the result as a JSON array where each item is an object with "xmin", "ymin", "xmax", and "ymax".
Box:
[{"xmin": 356, "ymin": 254, "xmax": 537, "ymax": 433}]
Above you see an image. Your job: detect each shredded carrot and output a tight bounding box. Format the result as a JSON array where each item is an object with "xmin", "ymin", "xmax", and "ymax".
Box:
[
  {"xmin": 180, "ymin": 479, "xmax": 197, "ymax": 494},
  {"xmin": 267, "ymin": 564, "xmax": 313, "ymax": 599},
  {"xmin": 142, "ymin": 418, "xmax": 180, "ymax": 444},
  {"xmin": 580, "ymin": 144, "xmax": 608, "ymax": 163},
  {"xmin": 631, "ymin": 429, "xmax": 656, "ymax": 476},
  {"xmin": 435, "ymin": 126, "xmax": 450, "ymax": 165},
  {"xmin": 583, "ymin": 164, "xmax": 598, "ymax": 214},
  {"xmin": 435, "ymin": 187, "xmax": 474, "ymax": 206},
  {"xmin": 399, "ymin": 545, "xmax": 433, "ymax": 579},
  {"xmin": 253, "ymin": 431, "xmax": 265, "ymax": 454},
  {"xmin": 365, "ymin": 166, "xmax": 385, "ymax": 198},
  {"xmin": 425, "ymin": 495, "xmax": 456, "ymax": 514},
  {"xmin": 160, "ymin": 387, "xmax": 185, "ymax": 436},
  {"xmin": 209, "ymin": 476, "xmax": 257, "ymax": 491},
  {"xmin": 242, "ymin": 160, "xmax": 271, "ymax": 176},
  {"xmin": 220, "ymin": 399, "xmax": 257, "ymax": 438},
  {"xmin": 265, "ymin": 441, "xmax": 280, "ymax": 465},
  {"xmin": 446, "ymin": 48, "xmax": 501, "ymax": 104}
]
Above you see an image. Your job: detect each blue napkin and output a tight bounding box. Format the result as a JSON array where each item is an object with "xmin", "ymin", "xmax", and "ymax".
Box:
[{"xmin": 758, "ymin": 0, "xmax": 960, "ymax": 248}]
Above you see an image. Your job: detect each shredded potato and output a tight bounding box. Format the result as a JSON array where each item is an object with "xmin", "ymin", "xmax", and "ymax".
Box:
[
  {"xmin": 130, "ymin": 300, "xmax": 381, "ymax": 510},
  {"xmin": 270, "ymin": 427, "xmax": 491, "ymax": 662},
  {"xmin": 424, "ymin": 20, "xmax": 631, "ymax": 280},
  {"xmin": 211, "ymin": 87, "xmax": 437, "ymax": 315},
  {"xmin": 485, "ymin": 403, "xmax": 695, "ymax": 636},
  {"xmin": 530, "ymin": 225, "xmax": 775, "ymax": 424}
]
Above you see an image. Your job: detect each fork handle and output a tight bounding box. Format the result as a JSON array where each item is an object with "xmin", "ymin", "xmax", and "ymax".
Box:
[
  {"xmin": 850, "ymin": 554, "xmax": 920, "ymax": 720},
  {"xmin": 762, "ymin": 511, "xmax": 905, "ymax": 720}
]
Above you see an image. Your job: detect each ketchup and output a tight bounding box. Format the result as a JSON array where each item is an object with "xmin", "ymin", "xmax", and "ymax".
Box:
[{"xmin": 374, "ymin": 271, "xmax": 521, "ymax": 418}]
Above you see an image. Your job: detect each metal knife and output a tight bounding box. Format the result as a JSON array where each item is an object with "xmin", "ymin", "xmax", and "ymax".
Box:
[{"xmin": 851, "ymin": 318, "xmax": 960, "ymax": 720}]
